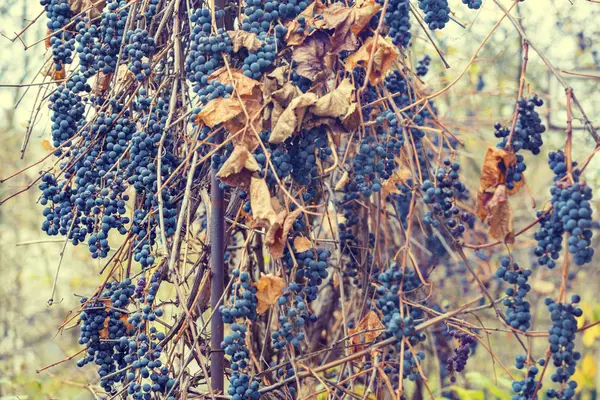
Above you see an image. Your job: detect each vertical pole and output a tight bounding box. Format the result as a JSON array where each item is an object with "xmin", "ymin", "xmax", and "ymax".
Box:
[
  {"xmin": 210, "ymin": 0, "xmax": 230, "ymax": 393},
  {"xmin": 210, "ymin": 143, "xmax": 225, "ymax": 393}
]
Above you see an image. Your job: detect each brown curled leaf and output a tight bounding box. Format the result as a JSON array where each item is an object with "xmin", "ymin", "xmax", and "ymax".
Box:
[{"xmin": 216, "ymin": 145, "xmax": 261, "ymax": 188}]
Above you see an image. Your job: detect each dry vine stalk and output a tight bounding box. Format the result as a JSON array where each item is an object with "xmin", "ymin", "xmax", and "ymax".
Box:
[{"xmin": 1, "ymin": 0, "xmax": 599, "ymax": 399}]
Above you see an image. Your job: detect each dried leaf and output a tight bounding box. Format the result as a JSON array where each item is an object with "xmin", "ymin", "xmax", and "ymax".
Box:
[
  {"xmin": 250, "ymin": 177, "xmax": 278, "ymax": 228},
  {"xmin": 254, "ymin": 274, "xmax": 286, "ymax": 314},
  {"xmin": 41, "ymin": 139, "xmax": 54, "ymax": 151},
  {"xmin": 345, "ymin": 36, "xmax": 399, "ymax": 85},
  {"xmin": 228, "ymin": 30, "xmax": 263, "ymax": 53},
  {"xmin": 348, "ymin": 311, "xmax": 385, "ymax": 352},
  {"xmin": 341, "ymin": 103, "xmax": 361, "ymax": 131},
  {"xmin": 69, "ymin": 0, "xmax": 106, "ymax": 19},
  {"xmin": 216, "ymin": 145, "xmax": 260, "ymax": 188},
  {"xmin": 269, "ymin": 92, "xmax": 318, "ymax": 144},
  {"xmin": 484, "ymin": 185, "xmax": 515, "ymax": 243},
  {"xmin": 266, "ymin": 207, "xmax": 305, "ymax": 260},
  {"xmin": 321, "ymin": 0, "xmax": 380, "ymax": 51},
  {"xmin": 475, "ymin": 147, "xmax": 519, "ymax": 221},
  {"xmin": 292, "ymin": 32, "xmax": 332, "ymax": 81},
  {"xmin": 271, "ymin": 83, "xmax": 303, "ymax": 128},
  {"xmin": 312, "ymin": 79, "xmax": 355, "ymax": 118},
  {"xmin": 208, "ymin": 68, "xmax": 260, "ymax": 97},
  {"xmin": 293, "ymin": 236, "xmax": 313, "ymax": 253},
  {"xmin": 94, "ymin": 72, "xmax": 113, "ymax": 95},
  {"xmin": 195, "ymin": 98, "xmax": 243, "ymax": 128},
  {"xmin": 265, "ymin": 210, "xmax": 288, "ymax": 259},
  {"xmin": 45, "ymin": 28, "xmax": 52, "ymax": 49}
]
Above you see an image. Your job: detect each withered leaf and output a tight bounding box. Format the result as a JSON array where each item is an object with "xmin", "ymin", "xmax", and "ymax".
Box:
[
  {"xmin": 228, "ymin": 30, "xmax": 263, "ymax": 53},
  {"xmin": 341, "ymin": 103, "xmax": 361, "ymax": 131},
  {"xmin": 41, "ymin": 139, "xmax": 54, "ymax": 152},
  {"xmin": 271, "ymin": 83, "xmax": 303, "ymax": 128},
  {"xmin": 269, "ymin": 92, "xmax": 318, "ymax": 144},
  {"xmin": 265, "ymin": 210, "xmax": 288, "ymax": 259},
  {"xmin": 312, "ymin": 79, "xmax": 355, "ymax": 118},
  {"xmin": 216, "ymin": 145, "xmax": 260, "ymax": 188},
  {"xmin": 195, "ymin": 97, "xmax": 243, "ymax": 128},
  {"xmin": 254, "ymin": 274, "xmax": 286, "ymax": 314},
  {"xmin": 69, "ymin": 0, "xmax": 106, "ymax": 19},
  {"xmin": 322, "ymin": 0, "xmax": 380, "ymax": 52},
  {"xmin": 345, "ymin": 36, "xmax": 399, "ymax": 85},
  {"xmin": 293, "ymin": 236, "xmax": 313, "ymax": 253},
  {"xmin": 249, "ymin": 177, "xmax": 278, "ymax": 229},
  {"xmin": 475, "ymin": 147, "xmax": 519, "ymax": 221},
  {"xmin": 266, "ymin": 207, "xmax": 305, "ymax": 259},
  {"xmin": 208, "ymin": 68, "xmax": 260, "ymax": 97},
  {"xmin": 348, "ymin": 311, "xmax": 385, "ymax": 352},
  {"xmin": 292, "ymin": 32, "xmax": 332, "ymax": 81},
  {"xmin": 486, "ymin": 185, "xmax": 515, "ymax": 243}
]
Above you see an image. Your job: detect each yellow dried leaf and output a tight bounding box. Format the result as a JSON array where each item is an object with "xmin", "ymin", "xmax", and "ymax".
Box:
[
  {"xmin": 208, "ymin": 68, "xmax": 260, "ymax": 97},
  {"xmin": 228, "ymin": 30, "xmax": 263, "ymax": 53},
  {"xmin": 345, "ymin": 36, "xmax": 399, "ymax": 85},
  {"xmin": 341, "ymin": 103, "xmax": 361, "ymax": 131},
  {"xmin": 254, "ymin": 274, "xmax": 285, "ymax": 314},
  {"xmin": 312, "ymin": 79, "xmax": 355, "ymax": 118},
  {"xmin": 195, "ymin": 97, "xmax": 243, "ymax": 128},
  {"xmin": 269, "ymin": 92, "xmax": 318, "ymax": 144},
  {"xmin": 348, "ymin": 311, "xmax": 385, "ymax": 352},
  {"xmin": 250, "ymin": 177, "xmax": 278, "ymax": 229},
  {"xmin": 292, "ymin": 32, "xmax": 332, "ymax": 81},
  {"xmin": 293, "ymin": 236, "xmax": 313, "ymax": 253},
  {"xmin": 41, "ymin": 139, "xmax": 54, "ymax": 151},
  {"xmin": 322, "ymin": 0, "xmax": 381, "ymax": 51},
  {"xmin": 475, "ymin": 147, "xmax": 519, "ymax": 221},
  {"xmin": 216, "ymin": 145, "xmax": 260, "ymax": 188},
  {"xmin": 486, "ymin": 185, "xmax": 515, "ymax": 243}
]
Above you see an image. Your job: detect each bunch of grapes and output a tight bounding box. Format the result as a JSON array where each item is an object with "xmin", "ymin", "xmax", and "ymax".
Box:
[
  {"xmin": 377, "ymin": 0, "xmax": 412, "ymax": 47},
  {"xmin": 496, "ymin": 95, "xmax": 545, "ymax": 154},
  {"xmin": 511, "ymin": 355, "xmax": 544, "ymax": 400},
  {"xmin": 535, "ymin": 151, "xmax": 594, "ymax": 267},
  {"xmin": 416, "ymin": 55, "xmax": 431, "ymax": 77},
  {"xmin": 495, "ymin": 257, "xmax": 532, "ymax": 331},
  {"xmin": 219, "ymin": 269, "xmax": 261, "ymax": 400},
  {"xmin": 461, "ymin": 0, "xmax": 482, "ymax": 9},
  {"xmin": 125, "ymin": 28, "xmax": 156, "ymax": 81},
  {"xmin": 418, "ymin": 0, "xmax": 451, "ymax": 30},
  {"xmin": 41, "ymin": 0, "xmax": 75, "ymax": 71},
  {"xmin": 545, "ymin": 296, "xmax": 583, "ymax": 399},
  {"xmin": 421, "ymin": 158, "xmax": 471, "ymax": 238},
  {"xmin": 444, "ymin": 329, "xmax": 477, "ymax": 382}
]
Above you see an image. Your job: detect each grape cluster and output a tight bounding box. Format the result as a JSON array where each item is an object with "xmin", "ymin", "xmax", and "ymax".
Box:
[
  {"xmin": 242, "ymin": 33, "xmax": 278, "ymax": 79},
  {"xmin": 461, "ymin": 0, "xmax": 482, "ymax": 9},
  {"xmin": 444, "ymin": 329, "xmax": 477, "ymax": 382},
  {"xmin": 219, "ymin": 269, "xmax": 261, "ymax": 400},
  {"xmin": 545, "ymin": 296, "xmax": 582, "ymax": 400},
  {"xmin": 512, "ymin": 356, "xmax": 544, "ymax": 400},
  {"xmin": 418, "ymin": 0, "xmax": 451, "ymax": 30},
  {"xmin": 48, "ymin": 78, "xmax": 87, "ymax": 151},
  {"xmin": 125, "ymin": 29, "xmax": 156, "ymax": 81},
  {"xmin": 77, "ymin": 279, "xmax": 173, "ymax": 396},
  {"xmin": 97, "ymin": 1, "xmax": 131, "ymax": 75},
  {"xmin": 287, "ymin": 125, "xmax": 332, "ymax": 191},
  {"xmin": 352, "ymin": 136, "xmax": 396, "ymax": 197},
  {"xmin": 378, "ymin": 0, "xmax": 412, "ymax": 47},
  {"xmin": 495, "ymin": 257, "xmax": 532, "ymax": 331},
  {"xmin": 41, "ymin": 0, "xmax": 75, "ymax": 71},
  {"xmin": 272, "ymin": 283, "xmax": 310, "ymax": 351},
  {"xmin": 496, "ymin": 96, "xmax": 545, "ymax": 154},
  {"xmin": 535, "ymin": 151, "xmax": 594, "ymax": 267},
  {"xmin": 186, "ymin": 9, "xmax": 233, "ymax": 108},
  {"xmin": 421, "ymin": 158, "xmax": 471, "ymax": 238},
  {"xmin": 416, "ymin": 55, "xmax": 431, "ymax": 77},
  {"xmin": 375, "ymin": 264, "xmax": 425, "ymax": 345}
]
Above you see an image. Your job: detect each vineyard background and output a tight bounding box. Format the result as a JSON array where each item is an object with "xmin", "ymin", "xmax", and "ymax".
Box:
[{"xmin": 0, "ymin": 0, "xmax": 599, "ymax": 399}]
